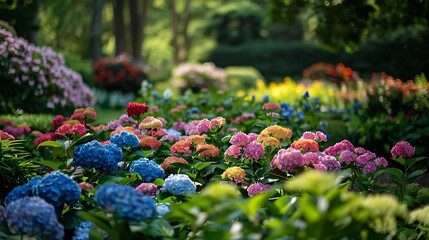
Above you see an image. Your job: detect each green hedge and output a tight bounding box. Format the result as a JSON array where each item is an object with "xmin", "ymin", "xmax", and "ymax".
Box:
[{"xmin": 206, "ymin": 28, "xmax": 429, "ymax": 81}]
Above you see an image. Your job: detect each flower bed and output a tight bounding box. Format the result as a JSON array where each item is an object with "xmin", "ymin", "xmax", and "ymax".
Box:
[{"xmin": 0, "ymin": 90, "xmax": 428, "ymax": 239}]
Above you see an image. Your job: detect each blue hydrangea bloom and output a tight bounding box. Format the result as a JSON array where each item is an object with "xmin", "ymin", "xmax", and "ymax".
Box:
[
  {"xmin": 262, "ymin": 95, "xmax": 269, "ymax": 102},
  {"xmin": 191, "ymin": 107, "xmax": 200, "ymax": 114},
  {"xmin": 303, "ymin": 91, "xmax": 309, "ymax": 98},
  {"xmin": 4, "ymin": 177, "xmax": 41, "ymax": 206},
  {"xmin": 156, "ymin": 203, "xmax": 170, "ymax": 218},
  {"xmin": 164, "ymin": 128, "xmax": 182, "ymax": 136},
  {"xmin": 297, "ymin": 112, "xmax": 304, "ymax": 120},
  {"xmin": 95, "ymin": 183, "xmax": 156, "ymax": 221},
  {"xmin": 32, "ymin": 171, "xmax": 81, "ymax": 208},
  {"xmin": 72, "ymin": 221, "xmax": 92, "ymax": 240},
  {"xmin": 5, "ymin": 197, "xmax": 64, "ymax": 240},
  {"xmin": 110, "ymin": 131, "xmax": 140, "ymax": 148},
  {"xmin": 163, "ymin": 174, "xmax": 196, "ymax": 196},
  {"xmin": 129, "ymin": 158, "xmax": 165, "ymax": 182},
  {"xmin": 73, "ymin": 140, "xmax": 122, "ymax": 172},
  {"xmin": 280, "ymin": 102, "xmax": 289, "ymax": 110}
]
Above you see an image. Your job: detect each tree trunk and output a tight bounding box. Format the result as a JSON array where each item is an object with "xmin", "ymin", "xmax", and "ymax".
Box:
[
  {"xmin": 129, "ymin": 0, "xmax": 150, "ymax": 63},
  {"xmin": 168, "ymin": 0, "xmax": 180, "ymax": 64},
  {"xmin": 90, "ymin": 0, "xmax": 104, "ymax": 63},
  {"xmin": 113, "ymin": 0, "xmax": 126, "ymax": 55},
  {"xmin": 181, "ymin": 0, "xmax": 191, "ymax": 62}
]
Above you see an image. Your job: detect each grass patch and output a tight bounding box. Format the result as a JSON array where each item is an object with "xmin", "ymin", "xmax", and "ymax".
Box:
[{"xmin": 94, "ymin": 106, "xmax": 126, "ymax": 125}]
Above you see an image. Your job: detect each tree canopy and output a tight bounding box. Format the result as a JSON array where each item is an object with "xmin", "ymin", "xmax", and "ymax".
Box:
[{"xmin": 270, "ymin": 0, "xmax": 429, "ymax": 51}]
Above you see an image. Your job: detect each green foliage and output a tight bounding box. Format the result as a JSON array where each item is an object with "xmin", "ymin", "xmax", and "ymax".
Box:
[
  {"xmin": 205, "ymin": 1, "xmax": 264, "ymax": 45},
  {"xmin": 0, "ymin": 139, "xmax": 38, "ymax": 202},
  {"xmin": 0, "ymin": 114, "xmax": 53, "ymax": 132},
  {"xmin": 206, "ymin": 41, "xmax": 337, "ymax": 81},
  {"xmin": 225, "ymin": 66, "xmax": 265, "ymax": 91},
  {"xmin": 270, "ymin": 0, "xmax": 429, "ymax": 51},
  {"xmin": 62, "ymin": 52, "xmax": 94, "ymax": 87}
]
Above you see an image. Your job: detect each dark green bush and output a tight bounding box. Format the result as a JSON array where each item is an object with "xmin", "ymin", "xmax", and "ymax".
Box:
[{"xmin": 206, "ymin": 41, "xmax": 337, "ymax": 81}]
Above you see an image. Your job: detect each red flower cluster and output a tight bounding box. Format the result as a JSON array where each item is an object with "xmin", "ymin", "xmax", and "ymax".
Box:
[
  {"xmin": 126, "ymin": 102, "xmax": 149, "ymax": 118},
  {"xmin": 93, "ymin": 54, "xmax": 146, "ymax": 93}
]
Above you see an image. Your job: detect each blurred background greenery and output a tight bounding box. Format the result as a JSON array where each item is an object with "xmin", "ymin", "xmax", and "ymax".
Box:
[{"xmin": 1, "ymin": 0, "xmax": 428, "ymax": 85}]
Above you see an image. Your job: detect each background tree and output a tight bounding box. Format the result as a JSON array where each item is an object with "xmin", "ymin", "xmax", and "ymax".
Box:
[
  {"xmin": 90, "ymin": 0, "xmax": 105, "ymax": 63},
  {"xmin": 0, "ymin": 0, "xmax": 41, "ymax": 44},
  {"xmin": 270, "ymin": 0, "xmax": 429, "ymax": 51}
]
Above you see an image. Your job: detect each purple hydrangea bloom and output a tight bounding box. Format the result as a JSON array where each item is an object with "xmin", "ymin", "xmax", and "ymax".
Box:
[
  {"xmin": 163, "ymin": 174, "xmax": 196, "ymax": 196},
  {"xmin": 4, "ymin": 177, "xmax": 41, "ymax": 205},
  {"xmin": 5, "ymin": 197, "xmax": 64, "ymax": 240},
  {"xmin": 73, "ymin": 140, "xmax": 122, "ymax": 172},
  {"xmin": 32, "ymin": 171, "xmax": 81, "ymax": 208},
  {"xmin": 95, "ymin": 183, "xmax": 156, "ymax": 221},
  {"xmin": 129, "ymin": 158, "xmax": 165, "ymax": 182},
  {"xmin": 110, "ymin": 131, "xmax": 140, "ymax": 148}
]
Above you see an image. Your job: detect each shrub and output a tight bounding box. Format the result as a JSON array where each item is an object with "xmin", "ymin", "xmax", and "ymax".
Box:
[
  {"xmin": 205, "ymin": 41, "xmax": 338, "ymax": 81},
  {"xmin": 225, "ymin": 66, "xmax": 265, "ymax": 91},
  {"xmin": 93, "ymin": 54, "xmax": 147, "ymax": 93},
  {"xmin": 170, "ymin": 62, "xmax": 227, "ymax": 93},
  {"xmin": 0, "ymin": 29, "xmax": 94, "ymax": 114}
]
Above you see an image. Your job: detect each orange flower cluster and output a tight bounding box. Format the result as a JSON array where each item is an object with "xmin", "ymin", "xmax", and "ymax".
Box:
[{"xmin": 291, "ymin": 138, "xmax": 319, "ymax": 153}]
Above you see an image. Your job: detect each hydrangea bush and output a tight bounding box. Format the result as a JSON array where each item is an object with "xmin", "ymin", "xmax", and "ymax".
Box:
[
  {"xmin": 0, "ymin": 87, "xmax": 428, "ymax": 239},
  {"xmin": 0, "ymin": 29, "xmax": 94, "ymax": 113}
]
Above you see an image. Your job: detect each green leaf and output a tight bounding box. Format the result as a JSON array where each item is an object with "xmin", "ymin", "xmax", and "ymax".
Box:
[
  {"xmin": 37, "ymin": 140, "xmax": 62, "ymax": 148},
  {"xmin": 36, "ymin": 160, "xmax": 64, "ymax": 170},
  {"xmin": 385, "ymin": 168, "xmax": 404, "ymax": 181},
  {"xmin": 245, "ymin": 193, "xmax": 269, "ymax": 218},
  {"xmin": 78, "ymin": 212, "xmax": 112, "ymax": 235},
  {"xmin": 153, "ymin": 178, "xmax": 165, "ymax": 187},
  {"xmin": 390, "ymin": 157, "xmax": 405, "ymax": 166},
  {"xmin": 408, "ymin": 169, "xmax": 426, "ymax": 181},
  {"xmin": 406, "ymin": 157, "xmax": 427, "ymax": 169},
  {"xmin": 89, "ymin": 229, "xmax": 106, "ymax": 240},
  {"xmin": 194, "ymin": 162, "xmax": 215, "ymax": 171},
  {"xmin": 147, "ymin": 219, "xmax": 175, "ymax": 237}
]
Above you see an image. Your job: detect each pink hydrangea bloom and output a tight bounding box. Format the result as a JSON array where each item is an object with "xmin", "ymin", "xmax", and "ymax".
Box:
[
  {"xmin": 184, "ymin": 120, "xmax": 199, "ymax": 135},
  {"xmin": 316, "ymin": 131, "xmax": 327, "ymax": 142},
  {"xmin": 135, "ymin": 183, "xmax": 158, "ymax": 196},
  {"xmin": 247, "ymin": 183, "xmax": 271, "ymax": 197},
  {"xmin": 391, "ymin": 141, "xmax": 415, "ymax": 158},
  {"xmin": 302, "ymin": 131, "xmax": 317, "ymax": 140},
  {"xmin": 244, "ymin": 141, "xmax": 265, "ymax": 160},
  {"xmin": 339, "ymin": 150, "xmax": 356, "ymax": 165},
  {"xmin": 323, "ymin": 139, "xmax": 355, "ymax": 156},
  {"xmin": 363, "ymin": 162, "xmax": 377, "ymax": 173},
  {"xmin": 209, "ymin": 117, "xmax": 226, "ymax": 129},
  {"xmin": 302, "ymin": 152, "xmax": 320, "ymax": 165},
  {"xmin": 225, "ymin": 145, "xmax": 242, "ymax": 159},
  {"xmin": 375, "ymin": 157, "xmax": 389, "ymax": 167},
  {"xmin": 197, "ymin": 118, "xmax": 211, "ymax": 134},
  {"xmin": 172, "ymin": 121, "xmax": 187, "ymax": 131},
  {"xmin": 270, "ymin": 148, "xmax": 303, "ymax": 172},
  {"xmin": 262, "ymin": 102, "xmax": 280, "ymax": 110},
  {"xmin": 321, "ymin": 155, "xmax": 341, "ymax": 171},
  {"xmin": 78, "ymin": 182, "xmax": 94, "ymax": 191},
  {"xmin": 248, "ymin": 133, "xmax": 259, "ymax": 142},
  {"xmin": 313, "ymin": 163, "xmax": 328, "ymax": 172},
  {"xmin": 229, "ymin": 132, "xmax": 249, "ymax": 147},
  {"xmin": 354, "ymin": 147, "xmax": 367, "ymax": 155},
  {"xmin": 355, "ymin": 151, "xmax": 376, "ymax": 166}
]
